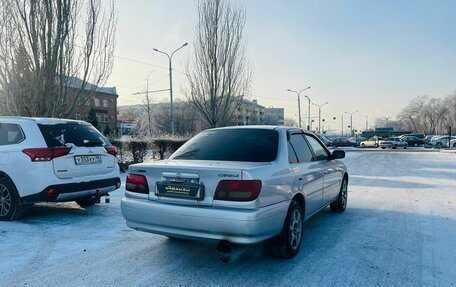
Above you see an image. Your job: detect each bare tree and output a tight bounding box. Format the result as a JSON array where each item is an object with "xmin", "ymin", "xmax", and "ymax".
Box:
[
  {"xmin": 185, "ymin": 0, "xmax": 251, "ymax": 128},
  {"xmin": 0, "ymin": 0, "xmax": 116, "ymax": 117},
  {"xmin": 398, "ymin": 95, "xmax": 453, "ymax": 134}
]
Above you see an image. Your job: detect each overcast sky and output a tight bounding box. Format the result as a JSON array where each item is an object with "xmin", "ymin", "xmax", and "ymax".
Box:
[{"xmin": 106, "ymin": 0, "xmax": 456, "ymax": 132}]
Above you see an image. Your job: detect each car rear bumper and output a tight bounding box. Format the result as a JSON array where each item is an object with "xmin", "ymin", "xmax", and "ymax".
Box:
[
  {"xmin": 21, "ymin": 177, "xmax": 121, "ymax": 203},
  {"xmin": 121, "ymin": 196, "xmax": 289, "ymax": 244}
]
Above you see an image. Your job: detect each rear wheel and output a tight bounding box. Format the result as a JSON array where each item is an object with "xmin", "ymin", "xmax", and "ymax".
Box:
[
  {"xmin": 360, "ymin": 143, "xmax": 365, "ymax": 148},
  {"xmin": 0, "ymin": 178, "xmax": 24, "ymax": 221},
  {"xmin": 436, "ymin": 142, "xmax": 443, "ymax": 148},
  {"xmin": 76, "ymin": 196, "xmax": 100, "ymax": 207},
  {"xmin": 272, "ymin": 200, "xmax": 303, "ymax": 258},
  {"xmin": 330, "ymin": 178, "xmax": 348, "ymax": 212}
]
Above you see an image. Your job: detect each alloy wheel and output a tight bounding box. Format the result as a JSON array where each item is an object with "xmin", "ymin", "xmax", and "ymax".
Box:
[
  {"xmin": 341, "ymin": 180, "xmax": 348, "ymax": 208},
  {"xmin": 288, "ymin": 209, "xmax": 302, "ymax": 251},
  {"xmin": 0, "ymin": 184, "xmax": 12, "ymax": 216}
]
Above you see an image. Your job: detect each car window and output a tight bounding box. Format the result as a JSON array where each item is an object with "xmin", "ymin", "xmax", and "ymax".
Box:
[
  {"xmin": 171, "ymin": 129, "xmax": 279, "ymax": 162},
  {"xmin": 287, "ymin": 141, "xmax": 298, "ymax": 164},
  {"xmin": 289, "ymin": 134, "xmax": 313, "ymax": 163},
  {"xmin": 38, "ymin": 123, "xmax": 110, "ymax": 147},
  {"xmin": 305, "ymin": 135, "xmax": 329, "ymax": 161},
  {"xmin": 0, "ymin": 123, "xmax": 25, "ymax": 145}
]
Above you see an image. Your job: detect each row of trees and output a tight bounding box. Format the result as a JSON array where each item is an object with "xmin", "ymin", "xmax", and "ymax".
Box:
[
  {"xmin": 398, "ymin": 94, "xmax": 456, "ymax": 135},
  {"xmin": 0, "ymin": 0, "xmax": 251, "ymax": 136},
  {"xmin": 0, "ymin": 0, "xmax": 116, "ymax": 117}
]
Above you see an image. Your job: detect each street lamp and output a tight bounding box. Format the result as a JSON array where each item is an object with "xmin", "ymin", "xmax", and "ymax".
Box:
[
  {"xmin": 153, "ymin": 42, "xmax": 188, "ymax": 134},
  {"xmin": 312, "ymin": 101, "xmax": 328, "ymax": 133},
  {"xmin": 345, "ymin": 110, "xmax": 359, "ymax": 137},
  {"xmin": 287, "ymin": 86, "xmax": 311, "ymax": 128}
]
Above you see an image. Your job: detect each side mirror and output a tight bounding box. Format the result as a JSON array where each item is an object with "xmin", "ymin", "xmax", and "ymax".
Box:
[{"xmin": 332, "ymin": 150, "xmax": 345, "ymax": 159}]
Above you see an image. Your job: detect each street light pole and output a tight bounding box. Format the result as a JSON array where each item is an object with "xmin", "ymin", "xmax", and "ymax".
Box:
[
  {"xmin": 345, "ymin": 110, "xmax": 359, "ymax": 137},
  {"xmin": 287, "ymin": 87, "xmax": 311, "ymax": 128},
  {"xmin": 153, "ymin": 42, "xmax": 188, "ymax": 134},
  {"xmin": 305, "ymin": 95, "xmax": 311, "ymax": 130},
  {"xmin": 312, "ymin": 101, "xmax": 328, "ymax": 133}
]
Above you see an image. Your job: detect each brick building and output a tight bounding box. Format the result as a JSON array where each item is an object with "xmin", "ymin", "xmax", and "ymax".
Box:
[{"xmin": 67, "ymin": 77, "xmax": 118, "ymax": 131}]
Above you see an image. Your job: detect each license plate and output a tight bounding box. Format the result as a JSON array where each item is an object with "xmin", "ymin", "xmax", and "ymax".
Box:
[
  {"xmin": 74, "ymin": 155, "xmax": 102, "ymax": 165},
  {"xmin": 155, "ymin": 182, "xmax": 204, "ymax": 200}
]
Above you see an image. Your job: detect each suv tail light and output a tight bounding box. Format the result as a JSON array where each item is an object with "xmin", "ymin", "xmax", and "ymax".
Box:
[
  {"xmin": 126, "ymin": 174, "xmax": 149, "ymax": 194},
  {"xmin": 214, "ymin": 180, "xmax": 262, "ymax": 201},
  {"xmin": 105, "ymin": 146, "xmax": 118, "ymax": 157},
  {"xmin": 22, "ymin": 147, "xmax": 70, "ymax": 162}
]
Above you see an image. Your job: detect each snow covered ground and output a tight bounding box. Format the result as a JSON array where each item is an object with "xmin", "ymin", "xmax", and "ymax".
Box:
[{"xmin": 0, "ymin": 151, "xmax": 455, "ymax": 286}]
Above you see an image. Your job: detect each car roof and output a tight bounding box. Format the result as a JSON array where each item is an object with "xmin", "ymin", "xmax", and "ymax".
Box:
[
  {"xmin": 207, "ymin": 125, "xmax": 314, "ymax": 134},
  {"xmin": 0, "ymin": 116, "xmax": 87, "ymax": 125}
]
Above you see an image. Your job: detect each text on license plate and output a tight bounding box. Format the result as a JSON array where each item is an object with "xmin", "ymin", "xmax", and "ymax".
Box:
[{"xmin": 74, "ymin": 155, "xmax": 102, "ymax": 165}]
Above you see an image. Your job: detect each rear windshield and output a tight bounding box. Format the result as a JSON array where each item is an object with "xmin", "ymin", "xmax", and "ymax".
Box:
[
  {"xmin": 38, "ymin": 123, "xmax": 110, "ymax": 147},
  {"xmin": 170, "ymin": 129, "xmax": 279, "ymax": 162}
]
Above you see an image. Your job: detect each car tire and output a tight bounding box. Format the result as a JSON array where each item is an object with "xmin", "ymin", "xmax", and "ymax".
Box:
[
  {"xmin": 381, "ymin": 147, "xmax": 386, "ymax": 149},
  {"xmin": 360, "ymin": 143, "xmax": 365, "ymax": 148},
  {"xmin": 414, "ymin": 143, "xmax": 418, "ymax": 147},
  {"xmin": 76, "ymin": 196, "xmax": 100, "ymax": 207},
  {"xmin": 0, "ymin": 177, "xmax": 24, "ymax": 221},
  {"xmin": 330, "ymin": 178, "xmax": 348, "ymax": 213},
  {"xmin": 453, "ymin": 143, "xmax": 456, "ymax": 148},
  {"xmin": 436, "ymin": 142, "xmax": 443, "ymax": 148},
  {"xmin": 272, "ymin": 199, "xmax": 303, "ymax": 258}
]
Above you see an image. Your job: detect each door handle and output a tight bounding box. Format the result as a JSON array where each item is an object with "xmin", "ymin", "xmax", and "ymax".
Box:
[{"xmin": 299, "ymin": 177, "xmax": 303, "ymax": 181}]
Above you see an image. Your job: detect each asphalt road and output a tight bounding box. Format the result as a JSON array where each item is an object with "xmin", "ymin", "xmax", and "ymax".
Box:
[{"xmin": 1, "ymin": 151, "xmax": 455, "ymax": 286}]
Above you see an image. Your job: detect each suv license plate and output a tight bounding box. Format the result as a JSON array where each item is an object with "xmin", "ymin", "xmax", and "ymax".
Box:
[{"xmin": 75, "ymin": 155, "xmax": 102, "ymax": 165}]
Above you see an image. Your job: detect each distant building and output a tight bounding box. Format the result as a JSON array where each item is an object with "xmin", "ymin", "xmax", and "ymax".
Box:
[
  {"xmin": 67, "ymin": 77, "xmax": 118, "ymax": 131},
  {"xmin": 263, "ymin": 108, "xmax": 285, "ymax": 125},
  {"xmin": 235, "ymin": 99, "xmax": 265, "ymax": 125}
]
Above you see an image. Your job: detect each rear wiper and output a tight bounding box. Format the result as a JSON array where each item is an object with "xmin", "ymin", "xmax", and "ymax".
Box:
[{"xmin": 83, "ymin": 140, "xmax": 104, "ymax": 147}]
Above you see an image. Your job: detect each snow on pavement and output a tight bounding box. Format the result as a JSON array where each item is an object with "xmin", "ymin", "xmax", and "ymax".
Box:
[{"xmin": 0, "ymin": 151, "xmax": 455, "ymax": 286}]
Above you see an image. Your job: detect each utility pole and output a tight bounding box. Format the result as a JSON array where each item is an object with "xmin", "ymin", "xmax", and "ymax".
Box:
[
  {"xmin": 287, "ymin": 87, "xmax": 311, "ymax": 128},
  {"xmin": 153, "ymin": 42, "xmax": 188, "ymax": 134},
  {"xmin": 345, "ymin": 110, "xmax": 359, "ymax": 137},
  {"xmin": 341, "ymin": 114, "xmax": 344, "ymax": 137},
  {"xmin": 312, "ymin": 101, "xmax": 328, "ymax": 133}
]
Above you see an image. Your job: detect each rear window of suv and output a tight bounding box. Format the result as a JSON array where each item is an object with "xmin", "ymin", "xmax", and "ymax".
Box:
[
  {"xmin": 38, "ymin": 123, "xmax": 110, "ymax": 147},
  {"xmin": 171, "ymin": 129, "xmax": 279, "ymax": 162}
]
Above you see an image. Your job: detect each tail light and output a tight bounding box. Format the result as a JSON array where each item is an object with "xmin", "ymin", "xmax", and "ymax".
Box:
[
  {"xmin": 105, "ymin": 146, "xmax": 118, "ymax": 157},
  {"xmin": 22, "ymin": 147, "xmax": 70, "ymax": 162},
  {"xmin": 126, "ymin": 174, "xmax": 149, "ymax": 194},
  {"xmin": 214, "ymin": 180, "xmax": 262, "ymax": 202}
]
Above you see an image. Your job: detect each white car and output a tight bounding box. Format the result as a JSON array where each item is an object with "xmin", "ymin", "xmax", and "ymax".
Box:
[
  {"xmin": 379, "ymin": 137, "xmax": 407, "ymax": 149},
  {"xmin": 430, "ymin": 136, "xmax": 456, "ymax": 148},
  {"xmin": 121, "ymin": 126, "xmax": 348, "ymax": 258},
  {"xmin": 0, "ymin": 117, "xmax": 121, "ymax": 221}
]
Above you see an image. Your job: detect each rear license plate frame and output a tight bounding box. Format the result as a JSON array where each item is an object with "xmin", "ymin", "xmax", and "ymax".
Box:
[
  {"xmin": 74, "ymin": 155, "xmax": 102, "ymax": 165},
  {"xmin": 155, "ymin": 181, "xmax": 204, "ymax": 200}
]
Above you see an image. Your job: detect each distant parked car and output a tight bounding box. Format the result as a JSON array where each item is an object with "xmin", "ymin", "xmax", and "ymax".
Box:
[
  {"xmin": 0, "ymin": 117, "xmax": 121, "ymax": 221},
  {"xmin": 379, "ymin": 137, "xmax": 407, "ymax": 149},
  {"xmin": 332, "ymin": 137, "xmax": 358, "ymax": 147},
  {"xmin": 451, "ymin": 139, "xmax": 456, "ymax": 148},
  {"xmin": 429, "ymin": 136, "xmax": 456, "ymax": 148},
  {"xmin": 348, "ymin": 137, "xmax": 366, "ymax": 145},
  {"xmin": 315, "ymin": 134, "xmax": 333, "ymax": 147},
  {"xmin": 402, "ymin": 133, "xmax": 425, "ymax": 140},
  {"xmin": 121, "ymin": 126, "xmax": 349, "ymax": 258},
  {"xmin": 359, "ymin": 137, "xmax": 379, "ymax": 148},
  {"xmin": 399, "ymin": 135, "xmax": 424, "ymax": 147}
]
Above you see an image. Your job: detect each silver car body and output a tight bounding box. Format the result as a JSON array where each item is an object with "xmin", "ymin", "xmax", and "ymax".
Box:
[
  {"xmin": 379, "ymin": 137, "xmax": 407, "ymax": 149},
  {"xmin": 121, "ymin": 126, "xmax": 348, "ymax": 244}
]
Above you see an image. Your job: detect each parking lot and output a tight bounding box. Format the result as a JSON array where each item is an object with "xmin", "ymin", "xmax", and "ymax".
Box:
[{"xmin": 1, "ymin": 150, "xmax": 455, "ymax": 287}]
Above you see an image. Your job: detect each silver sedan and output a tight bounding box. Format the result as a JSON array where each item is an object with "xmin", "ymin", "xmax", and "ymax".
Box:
[{"xmin": 121, "ymin": 126, "xmax": 349, "ymax": 258}]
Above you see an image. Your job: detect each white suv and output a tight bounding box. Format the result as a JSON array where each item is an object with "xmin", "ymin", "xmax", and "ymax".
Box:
[{"xmin": 0, "ymin": 117, "xmax": 121, "ymax": 220}]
